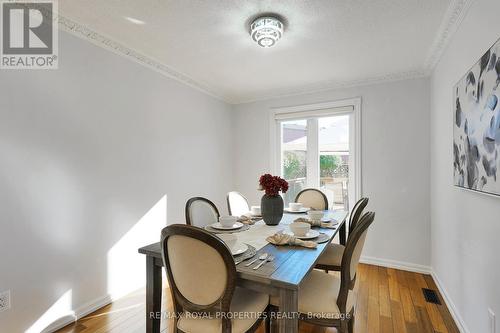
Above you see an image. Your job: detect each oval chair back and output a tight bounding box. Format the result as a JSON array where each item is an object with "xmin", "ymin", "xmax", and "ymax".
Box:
[
  {"xmin": 185, "ymin": 197, "xmax": 220, "ymax": 228},
  {"xmin": 294, "ymin": 188, "xmax": 329, "ymax": 210},
  {"xmin": 337, "ymin": 211, "xmax": 375, "ymax": 315},
  {"xmin": 227, "ymin": 191, "xmax": 250, "ymax": 216},
  {"xmin": 161, "ymin": 224, "xmax": 236, "ymax": 331}
]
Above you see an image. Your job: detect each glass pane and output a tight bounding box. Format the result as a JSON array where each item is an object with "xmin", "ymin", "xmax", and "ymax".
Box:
[
  {"xmin": 318, "ymin": 115, "xmax": 350, "ymax": 210},
  {"xmin": 281, "ymin": 119, "xmax": 307, "ymax": 205}
]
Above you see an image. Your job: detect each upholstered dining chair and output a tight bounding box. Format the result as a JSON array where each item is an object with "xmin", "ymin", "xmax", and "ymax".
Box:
[
  {"xmin": 315, "ymin": 197, "xmax": 369, "ymax": 272},
  {"xmin": 161, "ymin": 224, "xmax": 270, "ymax": 333},
  {"xmin": 294, "ymin": 188, "xmax": 329, "ymax": 210},
  {"xmin": 270, "ymin": 212, "xmax": 375, "ymax": 333},
  {"xmin": 227, "ymin": 191, "xmax": 250, "ymax": 216},
  {"xmin": 185, "ymin": 197, "xmax": 220, "ymax": 228}
]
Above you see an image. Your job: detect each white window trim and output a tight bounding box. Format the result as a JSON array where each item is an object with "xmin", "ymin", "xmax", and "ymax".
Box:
[{"xmin": 269, "ymin": 97, "xmax": 362, "ymax": 203}]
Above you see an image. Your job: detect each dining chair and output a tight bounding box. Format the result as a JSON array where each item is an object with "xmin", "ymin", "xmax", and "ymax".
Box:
[
  {"xmin": 270, "ymin": 212, "xmax": 375, "ymax": 333},
  {"xmin": 315, "ymin": 197, "xmax": 369, "ymax": 272},
  {"xmin": 227, "ymin": 191, "xmax": 250, "ymax": 216},
  {"xmin": 185, "ymin": 197, "xmax": 220, "ymax": 228},
  {"xmin": 161, "ymin": 224, "xmax": 270, "ymax": 333},
  {"xmin": 294, "ymin": 188, "xmax": 329, "ymax": 210}
]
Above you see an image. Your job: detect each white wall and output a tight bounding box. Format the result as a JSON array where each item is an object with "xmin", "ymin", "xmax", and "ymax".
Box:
[
  {"xmin": 0, "ymin": 31, "xmax": 233, "ymax": 333},
  {"xmin": 430, "ymin": 1, "xmax": 500, "ymax": 332},
  {"xmin": 232, "ymin": 78, "xmax": 431, "ymax": 269}
]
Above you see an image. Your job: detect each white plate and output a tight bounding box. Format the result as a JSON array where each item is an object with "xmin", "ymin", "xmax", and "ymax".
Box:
[
  {"xmin": 284, "ymin": 207, "xmax": 310, "ymax": 213},
  {"xmin": 216, "ymin": 234, "xmax": 249, "ymax": 255},
  {"xmin": 229, "ymin": 242, "xmax": 249, "ymax": 256},
  {"xmin": 211, "ymin": 222, "xmax": 244, "ymax": 230},
  {"xmin": 284, "ymin": 229, "xmax": 320, "ymax": 240}
]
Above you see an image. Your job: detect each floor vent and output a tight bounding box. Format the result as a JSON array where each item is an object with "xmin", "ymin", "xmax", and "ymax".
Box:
[{"xmin": 422, "ymin": 288, "xmax": 441, "ymax": 305}]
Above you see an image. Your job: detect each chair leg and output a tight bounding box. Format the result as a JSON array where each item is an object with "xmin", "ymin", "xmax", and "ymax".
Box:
[
  {"xmin": 264, "ymin": 313, "xmax": 270, "ymax": 333},
  {"xmin": 338, "ymin": 321, "xmax": 348, "ymax": 333},
  {"xmin": 348, "ymin": 313, "xmax": 355, "ymax": 333},
  {"xmin": 268, "ymin": 305, "xmax": 278, "ymax": 333}
]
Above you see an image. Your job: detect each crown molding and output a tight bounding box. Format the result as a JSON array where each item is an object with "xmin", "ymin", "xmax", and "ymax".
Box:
[
  {"xmin": 231, "ymin": 69, "xmax": 428, "ymax": 104},
  {"xmin": 55, "ymin": 15, "xmax": 231, "ymax": 103},
  {"xmin": 54, "ymin": 0, "xmax": 473, "ymax": 105},
  {"xmin": 424, "ymin": 0, "xmax": 475, "ymax": 73}
]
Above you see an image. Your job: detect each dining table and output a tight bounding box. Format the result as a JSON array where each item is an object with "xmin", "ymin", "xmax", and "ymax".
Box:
[{"xmin": 138, "ymin": 209, "xmax": 348, "ymax": 333}]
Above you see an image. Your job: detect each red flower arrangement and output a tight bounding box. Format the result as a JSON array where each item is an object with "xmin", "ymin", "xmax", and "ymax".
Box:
[{"xmin": 259, "ymin": 174, "xmax": 289, "ymax": 197}]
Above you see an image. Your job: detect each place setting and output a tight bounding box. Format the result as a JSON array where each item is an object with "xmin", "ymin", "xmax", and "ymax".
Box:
[
  {"xmin": 236, "ymin": 205, "xmax": 263, "ymax": 225},
  {"xmin": 204, "ymin": 215, "xmax": 250, "ymax": 233},
  {"xmin": 264, "ymin": 220, "xmax": 330, "ymax": 250},
  {"xmin": 283, "ymin": 202, "xmax": 310, "ymax": 213},
  {"xmin": 215, "ymin": 234, "xmax": 259, "ymax": 265},
  {"xmin": 295, "ymin": 210, "xmax": 339, "ymax": 229}
]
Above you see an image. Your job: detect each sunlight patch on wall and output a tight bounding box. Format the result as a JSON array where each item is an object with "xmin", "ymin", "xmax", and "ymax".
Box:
[
  {"xmin": 25, "ymin": 290, "xmax": 74, "ymax": 333},
  {"xmin": 107, "ymin": 195, "xmax": 167, "ymax": 299}
]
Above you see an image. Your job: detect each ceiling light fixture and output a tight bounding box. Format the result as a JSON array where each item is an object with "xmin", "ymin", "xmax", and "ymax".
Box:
[{"xmin": 250, "ymin": 16, "xmax": 284, "ymax": 48}]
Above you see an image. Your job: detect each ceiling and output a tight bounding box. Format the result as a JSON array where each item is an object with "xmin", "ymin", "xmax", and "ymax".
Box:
[{"xmin": 58, "ymin": 0, "xmax": 453, "ymax": 104}]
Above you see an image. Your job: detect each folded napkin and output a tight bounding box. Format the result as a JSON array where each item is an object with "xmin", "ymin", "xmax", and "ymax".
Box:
[
  {"xmin": 294, "ymin": 217, "xmax": 338, "ymax": 229},
  {"xmin": 266, "ymin": 232, "xmax": 317, "ymax": 249},
  {"xmin": 237, "ymin": 215, "xmax": 257, "ymax": 225}
]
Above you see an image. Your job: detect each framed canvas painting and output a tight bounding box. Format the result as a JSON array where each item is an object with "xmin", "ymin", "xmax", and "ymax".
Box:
[{"xmin": 454, "ymin": 37, "xmax": 500, "ymax": 196}]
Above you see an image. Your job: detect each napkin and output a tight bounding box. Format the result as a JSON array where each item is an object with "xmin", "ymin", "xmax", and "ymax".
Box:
[
  {"xmin": 294, "ymin": 217, "xmax": 338, "ymax": 229},
  {"xmin": 266, "ymin": 232, "xmax": 317, "ymax": 249},
  {"xmin": 237, "ymin": 215, "xmax": 257, "ymax": 225}
]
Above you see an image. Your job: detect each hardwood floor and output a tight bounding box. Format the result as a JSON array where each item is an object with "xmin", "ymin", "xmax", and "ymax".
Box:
[{"xmin": 57, "ymin": 264, "xmax": 459, "ymax": 333}]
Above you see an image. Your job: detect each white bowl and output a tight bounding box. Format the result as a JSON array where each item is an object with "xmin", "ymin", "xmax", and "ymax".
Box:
[
  {"xmin": 250, "ymin": 206, "xmax": 261, "ymax": 216},
  {"xmin": 289, "ymin": 222, "xmax": 311, "ymax": 237},
  {"xmin": 289, "ymin": 202, "xmax": 303, "ymax": 211},
  {"xmin": 307, "ymin": 210, "xmax": 324, "ymax": 221},
  {"xmin": 219, "ymin": 215, "xmax": 238, "ymax": 227}
]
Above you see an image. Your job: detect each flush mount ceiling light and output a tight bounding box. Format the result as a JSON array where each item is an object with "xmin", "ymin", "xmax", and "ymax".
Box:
[{"xmin": 250, "ymin": 16, "xmax": 284, "ymax": 48}]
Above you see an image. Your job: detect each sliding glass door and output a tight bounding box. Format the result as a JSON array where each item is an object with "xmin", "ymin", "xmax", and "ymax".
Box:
[{"xmin": 273, "ymin": 102, "xmax": 360, "ymax": 210}]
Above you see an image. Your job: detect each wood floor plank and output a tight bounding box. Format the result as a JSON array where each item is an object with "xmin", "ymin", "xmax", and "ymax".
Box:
[
  {"xmin": 425, "ymin": 300, "xmax": 448, "ymax": 333},
  {"xmin": 367, "ymin": 265, "xmax": 380, "ymax": 333},
  {"xmin": 354, "ymin": 264, "xmax": 369, "ymax": 333},
  {"xmin": 404, "ymin": 271, "xmax": 427, "ymax": 308},
  {"xmin": 389, "ymin": 300, "xmax": 407, "ymax": 333},
  {"xmin": 415, "ymin": 306, "xmax": 435, "ymax": 333},
  {"xmin": 56, "ymin": 264, "xmax": 460, "ymax": 333},
  {"xmin": 396, "ymin": 270, "xmax": 417, "ymax": 324},
  {"xmin": 380, "ymin": 315, "xmax": 394, "ymax": 333},
  {"xmin": 378, "ymin": 267, "xmax": 392, "ymax": 318},
  {"xmin": 387, "ymin": 268, "xmax": 400, "ymax": 302}
]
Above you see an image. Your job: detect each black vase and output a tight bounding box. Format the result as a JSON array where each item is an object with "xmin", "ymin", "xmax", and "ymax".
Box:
[{"xmin": 261, "ymin": 195, "xmax": 284, "ymax": 225}]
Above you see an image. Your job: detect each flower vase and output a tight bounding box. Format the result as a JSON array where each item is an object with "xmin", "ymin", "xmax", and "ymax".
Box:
[{"xmin": 261, "ymin": 194, "xmax": 284, "ymax": 226}]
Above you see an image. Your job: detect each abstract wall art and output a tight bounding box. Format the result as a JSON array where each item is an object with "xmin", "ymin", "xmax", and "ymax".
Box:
[{"xmin": 454, "ymin": 37, "xmax": 500, "ymax": 196}]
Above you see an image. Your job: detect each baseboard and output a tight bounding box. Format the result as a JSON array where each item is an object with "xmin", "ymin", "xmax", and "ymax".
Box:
[
  {"xmin": 360, "ymin": 255, "xmax": 432, "ymax": 274},
  {"xmin": 44, "ymin": 294, "xmax": 113, "ymax": 333},
  {"xmin": 431, "ymin": 271, "xmax": 470, "ymax": 333}
]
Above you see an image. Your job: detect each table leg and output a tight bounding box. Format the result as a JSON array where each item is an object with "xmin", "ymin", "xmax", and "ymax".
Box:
[
  {"xmin": 146, "ymin": 256, "xmax": 162, "ymax": 333},
  {"xmin": 278, "ymin": 288, "xmax": 298, "ymax": 333},
  {"xmin": 339, "ymin": 221, "xmax": 347, "ymax": 246}
]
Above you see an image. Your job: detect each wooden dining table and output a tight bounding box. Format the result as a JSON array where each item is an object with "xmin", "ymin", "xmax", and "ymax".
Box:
[{"xmin": 138, "ymin": 209, "xmax": 348, "ymax": 333}]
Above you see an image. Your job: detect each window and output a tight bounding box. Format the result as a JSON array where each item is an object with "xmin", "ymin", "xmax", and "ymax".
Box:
[{"xmin": 270, "ymin": 99, "xmax": 361, "ymax": 210}]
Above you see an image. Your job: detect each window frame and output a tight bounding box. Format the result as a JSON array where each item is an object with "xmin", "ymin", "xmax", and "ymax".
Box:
[{"xmin": 269, "ymin": 97, "xmax": 362, "ymax": 206}]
